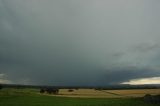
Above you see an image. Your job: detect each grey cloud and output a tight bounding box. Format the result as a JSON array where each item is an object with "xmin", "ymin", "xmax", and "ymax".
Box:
[
  {"xmin": 103, "ymin": 67, "xmax": 160, "ymax": 84},
  {"xmin": 0, "ymin": 0, "xmax": 160, "ymax": 86},
  {"xmin": 131, "ymin": 42, "xmax": 160, "ymax": 53}
]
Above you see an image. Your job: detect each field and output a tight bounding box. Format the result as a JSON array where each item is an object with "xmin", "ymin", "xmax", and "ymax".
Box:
[
  {"xmin": 58, "ymin": 89, "xmax": 160, "ymax": 98},
  {"xmin": 0, "ymin": 88, "xmax": 160, "ymax": 106}
]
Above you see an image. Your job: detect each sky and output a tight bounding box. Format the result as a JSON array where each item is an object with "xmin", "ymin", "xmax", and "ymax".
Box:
[{"xmin": 0, "ymin": 0, "xmax": 160, "ymax": 86}]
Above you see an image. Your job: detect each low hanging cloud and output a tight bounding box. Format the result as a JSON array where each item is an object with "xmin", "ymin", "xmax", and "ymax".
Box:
[
  {"xmin": 0, "ymin": 0, "xmax": 160, "ymax": 86},
  {"xmin": 122, "ymin": 77, "xmax": 160, "ymax": 85}
]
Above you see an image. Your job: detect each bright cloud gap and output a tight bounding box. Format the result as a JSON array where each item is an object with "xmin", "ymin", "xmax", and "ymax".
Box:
[{"xmin": 121, "ymin": 77, "xmax": 160, "ymax": 85}]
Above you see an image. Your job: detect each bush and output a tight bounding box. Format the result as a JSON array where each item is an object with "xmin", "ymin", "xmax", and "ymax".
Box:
[
  {"xmin": 152, "ymin": 95, "xmax": 160, "ymax": 104},
  {"xmin": 46, "ymin": 88, "xmax": 59, "ymax": 94},
  {"xmin": 68, "ymin": 89, "xmax": 74, "ymax": 92},
  {"xmin": 0, "ymin": 85, "xmax": 2, "ymax": 90},
  {"xmin": 144, "ymin": 94, "xmax": 160, "ymax": 104},
  {"xmin": 144, "ymin": 94, "xmax": 152, "ymax": 103},
  {"xmin": 40, "ymin": 89, "xmax": 45, "ymax": 93}
]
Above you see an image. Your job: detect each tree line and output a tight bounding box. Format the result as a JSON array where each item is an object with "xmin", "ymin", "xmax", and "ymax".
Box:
[{"xmin": 40, "ymin": 88, "xmax": 59, "ymax": 94}]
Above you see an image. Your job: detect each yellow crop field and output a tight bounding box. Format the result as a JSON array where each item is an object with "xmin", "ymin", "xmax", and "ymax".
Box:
[
  {"xmin": 105, "ymin": 89, "xmax": 160, "ymax": 97},
  {"xmin": 56, "ymin": 89, "xmax": 160, "ymax": 98}
]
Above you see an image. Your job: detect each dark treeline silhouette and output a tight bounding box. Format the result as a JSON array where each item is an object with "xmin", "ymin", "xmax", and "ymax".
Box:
[
  {"xmin": 40, "ymin": 89, "xmax": 45, "ymax": 93},
  {"xmin": 68, "ymin": 89, "xmax": 74, "ymax": 92},
  {"xmin": 40, "ymin": 88, "xmax": 59, "ymax": 94},
  {"xmin": 0, "ymin": 84, "xmax": 2, "ymax": 90},
  {"xmin": 1, "ymin": 84, "xmax": 160, "ymax": 90}
]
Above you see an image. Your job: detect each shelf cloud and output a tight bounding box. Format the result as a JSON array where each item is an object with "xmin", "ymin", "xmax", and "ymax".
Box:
[{"xmin": 0, "ymin": 0, "xmax": 160, "ymax": 86}]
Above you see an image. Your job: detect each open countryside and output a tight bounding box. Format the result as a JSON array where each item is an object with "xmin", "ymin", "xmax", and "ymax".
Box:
[
  {"xmin": 1, "ymin": 0, "xmax": 160, "ymax": 105},
  {"xmin": 0, "ymin": 87, "xmax": 160, "ymax": 106}
]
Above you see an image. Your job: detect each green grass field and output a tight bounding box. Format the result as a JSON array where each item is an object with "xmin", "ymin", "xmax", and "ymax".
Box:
[{"xmin": 0, "ymin": 88, "xmax": 159, "ymax": 106}]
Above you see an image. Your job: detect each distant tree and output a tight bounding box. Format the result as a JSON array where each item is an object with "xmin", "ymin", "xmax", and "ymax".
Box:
[
  {"xmin": 0, "ymin": 85, "xmax": 2, "ymax": 90},
  {"xmin": 68, "ymin": 89, "xmax": 74, "ymax": 92},
  {"xmin": 52, "ymin": 88, "xmax": 59, "ymax": 94},
  {"xmin": 40, "ymin": 88, "xmax": 45, "ymax": 93},
  {"xmin": 46, "ymin": 88, "xmax": 59, "ymax": 94},
  {"xmin": 46, "ymin": 88, "xmax": 53, "ymax": 94}
]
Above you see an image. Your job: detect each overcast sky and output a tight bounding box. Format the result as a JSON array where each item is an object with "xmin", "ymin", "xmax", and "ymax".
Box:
[{"xmin": 0, "ymin": 0, "xmax": 160, "ymax": 86}]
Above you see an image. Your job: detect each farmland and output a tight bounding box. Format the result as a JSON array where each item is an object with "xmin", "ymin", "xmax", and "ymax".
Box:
[
  {"xmin": 0, "ymin": 88, "xmax": 160, "ymax": 106},
  {"xmin": 57, "ymin": 89, "xmax": 160, "ymax": 98}
]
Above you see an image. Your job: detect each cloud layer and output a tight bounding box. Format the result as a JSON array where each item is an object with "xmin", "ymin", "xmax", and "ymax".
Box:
[{"xmin": 0, "ymin": 0, "xmax": 160, "ymax": 86}]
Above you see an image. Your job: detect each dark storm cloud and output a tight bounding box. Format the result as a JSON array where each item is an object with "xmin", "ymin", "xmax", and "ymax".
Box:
[
  {"xmin": 103, "ymin": 67, "xmax": 160, "ymax": 84},
  {"xmin": 0, "ymin": 0, "xmax": 160, "ymax": 85}
]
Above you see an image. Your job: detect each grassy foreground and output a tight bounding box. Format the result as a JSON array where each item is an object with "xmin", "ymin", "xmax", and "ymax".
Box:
[{"xmin": 0, "ymin": 88, "xmax": 159, "ymax": 106}]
